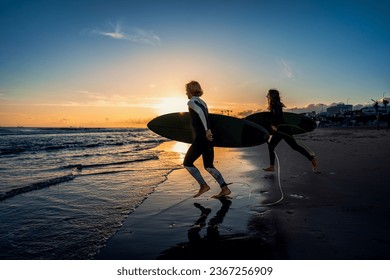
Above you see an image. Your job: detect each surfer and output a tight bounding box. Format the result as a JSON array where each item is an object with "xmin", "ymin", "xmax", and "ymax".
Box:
[
  {"xmin": 262, "ymin": 89, "xmax": 318, "ymax": 172},
  {"xmin": 183, "ymin": 81, "xmax": 231, "ymax": 198}
]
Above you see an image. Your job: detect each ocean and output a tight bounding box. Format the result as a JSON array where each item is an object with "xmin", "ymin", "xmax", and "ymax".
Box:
[{"xmin": 0, "ymin": 127, "xmax": 182, "ymax": 259}]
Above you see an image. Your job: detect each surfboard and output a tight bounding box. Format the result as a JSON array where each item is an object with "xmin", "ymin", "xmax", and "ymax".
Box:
[
  {"xmin": 245, "ymin": 112, "xmax": 316, "ymax": 135},
  {"xmin": 147, "ymin": 112, "xmax": 269, "ymax": 147}
]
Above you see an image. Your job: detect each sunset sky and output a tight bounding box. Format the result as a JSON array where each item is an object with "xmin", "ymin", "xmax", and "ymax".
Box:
[{"xmin": 1, "ymin": 0, "xmax": 389, "ymax": 127}]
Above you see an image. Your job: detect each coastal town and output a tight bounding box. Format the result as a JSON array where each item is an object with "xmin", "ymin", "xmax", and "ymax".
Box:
[{"xmin": 287, "ymin": 98, "xmax": 390, "ymax": 129}]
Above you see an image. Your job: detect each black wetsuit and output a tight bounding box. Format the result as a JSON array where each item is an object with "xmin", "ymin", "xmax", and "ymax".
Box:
[
  {"xmin": 183, "ymin": 97, "xmax": 213, "ymax": 169},
  {"xmin": 268, "ymin": 105, "xmax": 314, "ymax": 165},
  {"xmin": 183, "ymin": 96, "xmax": 226, "ymax": 188}
]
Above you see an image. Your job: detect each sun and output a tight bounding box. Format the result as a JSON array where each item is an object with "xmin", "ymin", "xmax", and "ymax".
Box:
[{"xmin": 155, "ymin": 96, "xmax": 188, "ymax": 116}]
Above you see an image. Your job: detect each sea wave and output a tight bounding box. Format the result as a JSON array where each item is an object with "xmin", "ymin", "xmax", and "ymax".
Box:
[
  {"xmin": 62, "ymin": 155, "xmax": 159, "ymax": 170},
  {"xmin": 0, "ymin": 127, "xmax": 166, "ymax": 156},
  {"xmin": 0, "ymin": 147, "xmax": 27, "ymax": 155},
  {"xmin": 0, "ymin": 127, "xmax": 179, "ymax": 259},
  {"xmin": 0, "ymin": 174, "xmax": 75, "ymax": 201},
  {"xmin": 0, "ymin": 138, "xmax": 165, "ymax": 156},
  {"xmin": 0, "ymin": 127, "xmax": 144, "ymax": 136}
]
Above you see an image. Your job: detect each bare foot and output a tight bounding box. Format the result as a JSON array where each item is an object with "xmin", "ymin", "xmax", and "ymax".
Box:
[
  {"xmin": 212, "ymin": 186, "xmax": 231, "ymax": 199},
  {"xmin": 193, "ymin": 184, "xmax": 210, "ymax": 198},
  {"xmin": 263, "ymin": 166, "xmax": 275, "ymax": 172}
]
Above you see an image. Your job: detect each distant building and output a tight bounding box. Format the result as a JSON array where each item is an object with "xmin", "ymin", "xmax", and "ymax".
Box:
[
  {"xmin": 326, "ymin": 103, "xmax": 353, "ymax": 116},
  {"xmin": 361, "ymin": 105, "xmax": 390, "ymax": 115}
]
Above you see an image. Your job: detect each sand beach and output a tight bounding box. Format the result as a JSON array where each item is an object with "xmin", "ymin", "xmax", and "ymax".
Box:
[{"xmin": 95, "ymin": 127, "xmax": 390, "ymax": 260}]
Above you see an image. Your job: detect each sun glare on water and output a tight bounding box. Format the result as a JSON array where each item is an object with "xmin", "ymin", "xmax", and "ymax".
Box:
[
  {"xmin": 155, "ymin": 97, "xmax": 188, "ymax": 116},
  {"xmin": 171, "ymin": 142, "xmax": 189, "ymax": 162}
]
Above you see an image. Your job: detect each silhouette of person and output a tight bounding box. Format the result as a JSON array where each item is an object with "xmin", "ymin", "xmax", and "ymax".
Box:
[
  {"xmin": 183, "ymin": 81, "xmax": 231, "ymax": 198},
  {"xmin": 262, "ymin": 89, "xmax": 318, "ymax": 172}
]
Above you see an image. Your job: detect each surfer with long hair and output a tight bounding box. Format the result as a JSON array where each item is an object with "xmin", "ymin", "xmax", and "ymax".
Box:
[
  {"xmin": 183, "ymin": 81, "xmax": 231, "ymax": 198},
  {"xmin": 263, "ymin": 89, "xmax": 318, "ymax": 172}
]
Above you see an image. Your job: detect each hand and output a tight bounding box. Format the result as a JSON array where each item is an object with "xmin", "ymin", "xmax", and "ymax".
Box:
[{"xmin": 206, "ymin": 129, "xmax": 213, "ymax": 141}]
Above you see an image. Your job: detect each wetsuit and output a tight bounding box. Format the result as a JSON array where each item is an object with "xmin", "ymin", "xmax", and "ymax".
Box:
[
  {"xmin": 183, "ymin": 96, "xmax": 227, "ymax": 188},
  {"xmin": 268, "ymin": 105, "xmax": 314, "ymax": 165}
]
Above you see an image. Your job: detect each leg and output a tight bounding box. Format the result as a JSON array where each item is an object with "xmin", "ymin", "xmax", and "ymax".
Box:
[
  {"xmin": 202, "ymin": 145, "xmax": 231, "ymax": 198},
  {"xmin": 184, "ymin": 143, "xmax": 210, "ymax": 197},
  {"xmin": 263, "ymin": 132, "xmax": 283, "ymax": 171},
  {"xmin": 283, "ymin": 134, "xmax": 317, "ymax": 171}
]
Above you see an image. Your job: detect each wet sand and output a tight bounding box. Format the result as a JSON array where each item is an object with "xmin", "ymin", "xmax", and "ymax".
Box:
[{"xmin": 95, "ymin": 128, "xmax": 390, "ymax": 260}]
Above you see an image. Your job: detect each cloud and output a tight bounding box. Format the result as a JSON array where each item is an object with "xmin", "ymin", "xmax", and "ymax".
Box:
[
  {"xmin": 128, "ymin": 28, "xmax": 161, "ymax": 45},
  {"xmin": 236, "ymin": 109, "xmax": 259, "ymax": 118},
  {"xmin": 26, "ymin": 90, "xmax": 170, "ymax": 109},
  {"xmin": 281, "ymin": 60, "xmax": 293, "ymax": 79},
  {"xmin": 92, "ymin": 22, "xmax": 161, "ymax": 46},
  {"xmin": 97, "ymin": 25, "xmax": 126, "ymax": 40},
  {"xmin": 74, "ymin": 90, "xmax": 150, "ymax": 107},
  {"xmin": 287, "ymin": 103, "xmax": 328, "ymax": 114}
]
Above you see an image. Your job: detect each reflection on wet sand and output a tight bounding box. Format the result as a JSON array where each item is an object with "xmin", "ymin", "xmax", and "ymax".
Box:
[
  {"xmin": 158, "ymin": 198, "xmax": 282, "ymax": 260},
  {"xmin": 188, "ymin": 198, "xmax": 232, "ymax": 243}
]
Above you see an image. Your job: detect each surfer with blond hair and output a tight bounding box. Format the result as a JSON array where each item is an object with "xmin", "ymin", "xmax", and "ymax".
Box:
[
  {"xmin": 183, "ymin": 81, "xmax": 231, "ymax": 198},
  {"xmin": 263, "ymin": 89, "xmax": 318, "ymax": 172}
]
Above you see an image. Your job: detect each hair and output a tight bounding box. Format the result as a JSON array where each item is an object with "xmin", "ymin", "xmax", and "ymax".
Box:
[
  {"xmin": 186, "ymin": 81, "xmax": 203, "ymax": 97},
  {"xmin": 267, "ymin": 89, "xmax": 285, "ymax": 110}
]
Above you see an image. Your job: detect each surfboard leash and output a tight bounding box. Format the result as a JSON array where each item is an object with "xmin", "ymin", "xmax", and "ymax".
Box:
[
  {"xmin": 256, "ymin": 149, "xmax": 285, "ymax": 206},
  {"xmin": 261, "ymin": 123, "xmax": 319, "ymax": 206}
]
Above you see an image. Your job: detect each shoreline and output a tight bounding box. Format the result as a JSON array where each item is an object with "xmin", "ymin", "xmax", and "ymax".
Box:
[{"xmin": 96, "ymin": 128, "xmax": 390, "ymax": 260}]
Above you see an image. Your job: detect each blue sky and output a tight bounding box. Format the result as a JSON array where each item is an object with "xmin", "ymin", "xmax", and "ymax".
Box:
[{"xmin": 0, "ymin": 0, "xmax": 389, "ymax": 127}]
